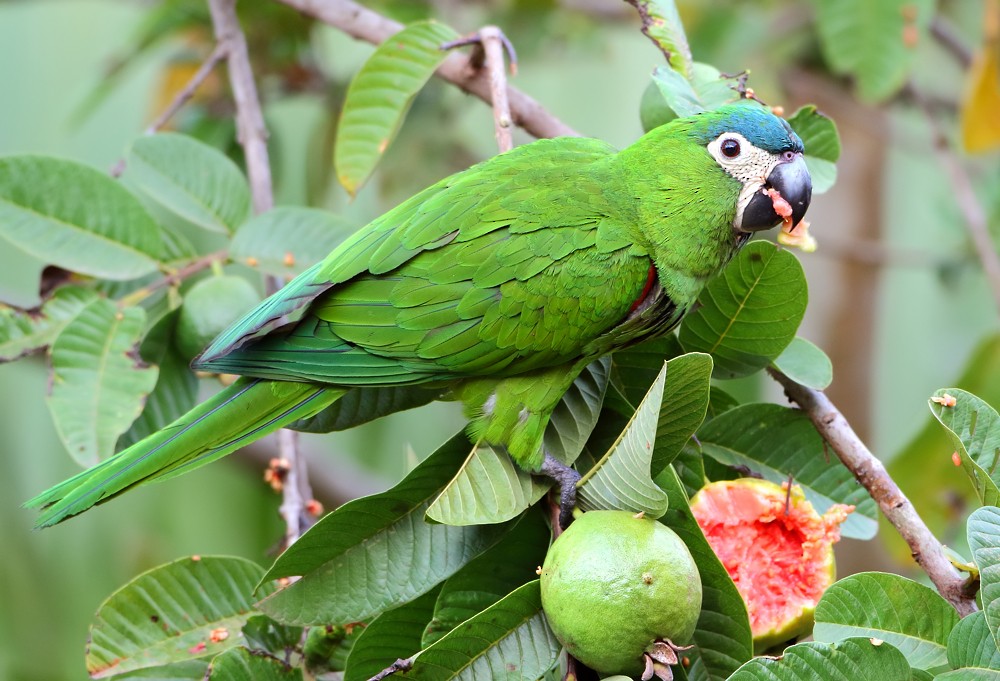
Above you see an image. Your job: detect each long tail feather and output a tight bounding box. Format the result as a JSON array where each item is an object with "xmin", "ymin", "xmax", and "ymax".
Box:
[{"xmin": 26, "ymin": 378, "xmax": 343, "ymax": 528}]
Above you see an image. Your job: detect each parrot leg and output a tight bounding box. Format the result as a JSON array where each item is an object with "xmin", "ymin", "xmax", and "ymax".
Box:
[{"xmin": 539, "ymin": 452, "xmax": 581, "ymax": 530}]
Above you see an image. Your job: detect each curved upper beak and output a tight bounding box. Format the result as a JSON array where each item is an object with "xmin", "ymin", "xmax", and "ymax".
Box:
[{"xmin": 739, "ymin": 152, "xmax": 812, "ymax": 232}]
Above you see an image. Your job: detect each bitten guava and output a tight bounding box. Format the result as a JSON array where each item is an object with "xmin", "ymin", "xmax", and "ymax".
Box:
[
  {"xmin": 690, "ymin": 478, "xmax": 852, "ymax": 652},
  {"xmin": 539, "ymin": 510, "xmax": 702, "ymax": 679}
]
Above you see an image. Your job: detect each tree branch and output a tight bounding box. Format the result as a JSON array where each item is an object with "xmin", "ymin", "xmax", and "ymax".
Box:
[
  {"xmin": 207, "ymin": 0, "xmax": 313, "ymax": 544},
  {"xmin": 273, "ymin": 0, "xmax": 580, "ymax": 139},
  {"xmin": 145, "ymin": 43, "xmax": 229, "ymax": 135},
  {"xmin": 768, "ymin": 368, "xmax": 977, "ymax": 616},
  {"xmin": 930, "ymin": 15, "xmax": 973, "ymax": 69}
]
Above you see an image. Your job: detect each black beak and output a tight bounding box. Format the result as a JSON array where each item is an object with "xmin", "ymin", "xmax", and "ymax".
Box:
[{"xmin": 739, "ymin": 152, "xmax": 812, "ymax": 232}]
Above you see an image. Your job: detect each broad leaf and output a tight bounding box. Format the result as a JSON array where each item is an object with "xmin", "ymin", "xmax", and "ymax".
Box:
[
  {"xmin": 786, "ymin": 105, "xmax": 841, "ymax": 195},
  {"xmin": 111, "ymin": 660, "xmax": 209, "ymax": 680},
  {"xmin": 728, "ymin": 637, "xmax": 913, "ymax": 680},
  {"xmin": 968, "ymin": 506, "xmax": 1000, "ymax": 651},
  {"xmin": 961, "ymin": 27, "xmax": 1000, "ymax": 153},
  {"xmin": 344, "ymin": 588, "xmax": 440, "ymax": 681},
  {"xmin": 656, "ymin": 466, "xmax": 752, "ymax": 680},
  {"xmin": 47, "ymin": 297, "xmax": 159, "ymax": 466},
  {"xmin": 399, "ymin": 581, "xmax": 560, "ymax": 681},
  {"xmin": 0, "ymin": 155, "xmax": 164, "ymax": 279},
  {"xmin": 678, "ymin": 241, "xmax": 807, "ymax": 379},
  {"xmin": 812, "ymin": 0, "xmax": 933, "ymax": 102},
  {"xmin": 125, "ymin": 133, "xmax": 251, "ymax": 234},
  {"xmin": 0, "ymin": 286, "xmax": 97, "ymax": 361},
  {"xmin": 423, "ymin": 508, "xmax": 549, "ymax": 646},
  {"xmin": 335, "ymin": 20, "xmax": 459, "ymax": 196},
  {"xmin": 576, "ymin": 363, "xmax": 669, "ymax": 517},
  {"xmin": 206, "ymin": 647, "xmax": 302, "ymax": 681},
  {"xmin": 697, "ymin": 403, "xmax": 878, "ymax": 539},
  {"xmin": 772, "ymin": 336, "xmax": 833, "ymax": 390},
  {"xmin": 230, "ymin": 207, "xmax": 358, "ymax": 276},
  {"xmin": 426, "ymin": 358, "xmax": 609, "ymax": 525},
  {"xmin": 240, "ymin": 615, "xmax": 303, "ymax": 659},
  {"xmin": 930, "ymin": 389, "xmax": 1000, "ymax": 506},
  {"xmin": 116, "ymin": 310, "xmax": 198, "ymax": 451},
  {"xmin": 648, "ymin": 64, "xmax": 740, "ymax": 120},
  {"xmin": 258, "ymin": 434, "xmax": 513, "ymax": 625},
  {"xmin": 291, "ymin": 385, "xmax": 441, "ymax": 433},
  {"xmin": 813, "ymin": 572, "xmax": 959, "ymax": 672},
  {"xmin": 945, "ymin": 611, "xmax": 1000, "ymax": 676},
  {"xmin": 630, "ymin": 0, "xmax": 693, "ymax": 78},
  {"xmin": 86, "ymin": 556, "xmax": 274, "ymax": 678}
]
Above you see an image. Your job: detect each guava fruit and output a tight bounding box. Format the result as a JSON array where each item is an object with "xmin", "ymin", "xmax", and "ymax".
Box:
[
  {"xmin": 175, "ymin": 275, "xmax": 261, "ymax": 361},
  {"xmin": 539, "ymin": 510, "xmax": 702, "ymax": 679},
  {"xmin": 689, "ymin": 478, "xmax": 853, "ymax": 652}
]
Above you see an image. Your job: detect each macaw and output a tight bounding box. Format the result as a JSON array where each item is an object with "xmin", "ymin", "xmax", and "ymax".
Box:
[{"xmin": 28, "ymin": 102, "xmax": 811, "ymax": 529}]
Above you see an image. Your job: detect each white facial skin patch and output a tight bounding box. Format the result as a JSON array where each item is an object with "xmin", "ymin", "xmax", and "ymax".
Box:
[{"xmin": 706, "ymin": 132, "xmax": 782, "ymax": 232}]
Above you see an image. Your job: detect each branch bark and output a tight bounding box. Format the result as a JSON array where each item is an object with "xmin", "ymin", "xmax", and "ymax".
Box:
[
  {"xmin": 145, "ymin": 43, "xmax": 229, "ymax": 135},
  {"xmin": 207, "ymin": 0, "xmax": 313, "ymax": 544},
  {"xmin": 273, "ymin": 0, "xmax": 580, "ymax": 139},
  {"xmin": 768, "ymin": 368, "xmax": 977, "ymax": 616}
]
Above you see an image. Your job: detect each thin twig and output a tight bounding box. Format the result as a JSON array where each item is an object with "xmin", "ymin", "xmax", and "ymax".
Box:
[
  {"xmin": 768, "ymin": 368, "xmax": 977, "ymax": 616},
  {"xmin": 145, "ymin": 43, "xmax": 229, "ymax": 135},
  {"xmin": 911, "ymin": 86, "xmax": 1000, "ymax": 317},
  {"xmin": 365, "ymin": 657, "xmax": 412, "ymax": 681},
  {"xmin": 117, "ymin": 250, "xmax": 228, "ymax": 308},
  {"xmin": 273, "ymin": 0, "xmax": 580, "ymax": 139},
  {"xmin": 442, "ymin": 26, "xmax": 516, "ymax": 153},
  {"xmin": 930, "ymin": 15, "xmax": 973, "ymax": 69},
  {"xmin": 207, "ymin": 0, "xmax": 311, "ymax": 545}
]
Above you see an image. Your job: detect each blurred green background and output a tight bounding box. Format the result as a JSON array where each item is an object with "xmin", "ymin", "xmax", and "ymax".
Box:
[{"xmin": 1, "ymin": 0, "xmax": 997, "ymax": 678}]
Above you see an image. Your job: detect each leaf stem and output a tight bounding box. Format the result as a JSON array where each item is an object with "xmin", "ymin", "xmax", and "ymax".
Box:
[
  {"xmin": 116, "ymin": 250, "xmax": 228, "ymax": 309},
  {"xmin": 768, "ymin": 367, "xmax": 978, "ymax": 616}
]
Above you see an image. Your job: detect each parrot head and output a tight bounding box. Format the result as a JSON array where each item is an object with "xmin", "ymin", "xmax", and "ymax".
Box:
[{"xmin": 696, "ymin": 104, "xmax": 812, "ymax": 233}]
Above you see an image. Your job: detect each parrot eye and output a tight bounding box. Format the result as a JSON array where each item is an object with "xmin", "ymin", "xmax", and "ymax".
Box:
[{"xmin": 721, "ymin": 138, "xmax": 741, "ymax": 158}]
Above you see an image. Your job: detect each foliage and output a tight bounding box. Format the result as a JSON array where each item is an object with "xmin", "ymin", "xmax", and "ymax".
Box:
[{"xmin": 4, "ymin": 0, "xmax": 1000, "ymax": 680}]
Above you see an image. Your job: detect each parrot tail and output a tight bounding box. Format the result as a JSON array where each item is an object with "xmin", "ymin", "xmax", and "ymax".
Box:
[{"xmin": 26, "ymin": 378, "xmax": 343, "ymax": 528}]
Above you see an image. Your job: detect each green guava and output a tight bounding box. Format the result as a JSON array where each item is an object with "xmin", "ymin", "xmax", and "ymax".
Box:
[
  {"xmin": 175, "ymin": 275, "xmax": 261, "ymax": 361},
  {"xmin": 539, "ymin": 510, "xmax": 702, "ymax": 678},
  {"xmin": 689, "ymin": 478, "xmax": 853, "ymax": 652}
]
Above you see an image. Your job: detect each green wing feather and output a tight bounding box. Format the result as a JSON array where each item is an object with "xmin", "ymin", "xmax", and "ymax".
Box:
[{"xmin": 26, "ymin": 379, "xmax": 342, "ymax": 527}]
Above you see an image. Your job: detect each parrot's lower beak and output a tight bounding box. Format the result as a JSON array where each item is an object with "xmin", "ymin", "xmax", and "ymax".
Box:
[{"xmin": 739, "ymin": 153, "xmax": 812, "ymax": 232}]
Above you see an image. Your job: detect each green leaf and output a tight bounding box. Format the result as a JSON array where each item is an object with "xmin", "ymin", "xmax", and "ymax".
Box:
[
  {"xmin": 813, "ymin": 572, "xmax": 959, "ymax": 672},
  {"xmin": 291, "ymin": 384, "xmax": 442, "ymax": 433},
  {"xmin": 968, "ymin": 506, "xmax": 1000, "ymax": 651},
  {"xmin": 786, "ymin": 105, "xmax": 841, "ymax": 195},
  {"xmin": 655, "ymin": 466, "xmax": 752, "ymax": 680},
  {"xmin": 728, "ymin": 637, "xmax": 913, "ymax": 680},
  {"xmin": 678, "ymin": 241, "xmax": 808, "ymax": 379},
  {"xmin": 697, "ymin": 403, "xmax": 878, "ymax": 539},
  {"xmin": 399, "ymin": 581, "xmax": 560, "ymax": 681},
  {"xmin": 577, "ymin": 362, "xmax": 669, "ymax": 517},
  {"xmin": 630, "ymin": 0, "xmax": 693, "ymax": 78},
  {"xmin": 111, "ymin": 660, "xmax": 209, "ymax": 680},
  {"xmin": 0, "ymin": 286, "xmax": 97, "ymax": 361},
  {"xmin": 86, "ymin": 556, "xmax": 275, "ymax": 679},
  {"xmin": 116, "ymin": 310, "xmax": 198, "ymax": 451},
  {"xmin": 206, "ymin": 647, "xmax": 302, "ymax": 681},
  {"xmin": 812, "ymin": 0, "xmax": 933, "ymax": 103},
  {"xmin": 946, "ymin": 611, "xmax": 1000, "ymax": 675},
  {"xmin": 47, "ymin": 298, "xmax": 159, "ymax": 466},
  {"xmin": 930, "ymin": 389, "xmax": 1000, "ymax": 506},
  {"xmin": 335, "ymin": 20, "xmax": 459, "ymax": 196},
  {"xmin": 258, "ymin": 434, "xmax": 513, "ymax": 625},
  {"xmin": 772, "ymin": 337, "xmax": 833, "ymax": 390},
  {"xmin": 303, "ymin": 622, "xmax": 362, "ymax": 676},
  {"xmin": 240, "ymin": 615, "xmax": 303, "ymax": 659},
  {"xmin": 648, "ymin": 64, "xmax": 740, "ymax": 119},
  {"xmin": 344, "ymin": 588, "xmax": 441, "ymax": 681},
  {"xmin": 230, "ymin": 207, "xmax": 358, "ymax": 276},
  {"xmin": 0, "ymin": 155, "xmax": 164, "ymax": 278},
  {"xmin": 423, "ymin": 509, "xmax": 549, "ymax": 646},
  {"xmin": 125, "ymin": 133, "xmax": 251, "ymax": 234},
  {"xmin": 613, "ymin": 335, "xmax": 684, "ymax": 405},
  {"xmin": 425, "ymin": 358, "xmax": 609, "ymax": 526}
]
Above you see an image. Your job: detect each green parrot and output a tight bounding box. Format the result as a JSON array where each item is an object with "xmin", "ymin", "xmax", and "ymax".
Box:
[{"xmin": 27, "ymin": 102, "xmax": 811, "ymax": 529}]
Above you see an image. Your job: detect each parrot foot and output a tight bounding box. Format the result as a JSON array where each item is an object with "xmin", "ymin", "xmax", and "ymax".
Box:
[{"xmin": 539, "ymin": 453, "xmax": 581, "ymax": 531}]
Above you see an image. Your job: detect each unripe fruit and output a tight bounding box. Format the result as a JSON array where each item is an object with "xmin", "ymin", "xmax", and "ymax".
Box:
[
  {"xmin": 175, "ymin": 275, "xmax": 261, "ymax": 361},
  {"xmin": 539, "ymin": 510, "xmax": 702, "ymax": 677}
]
